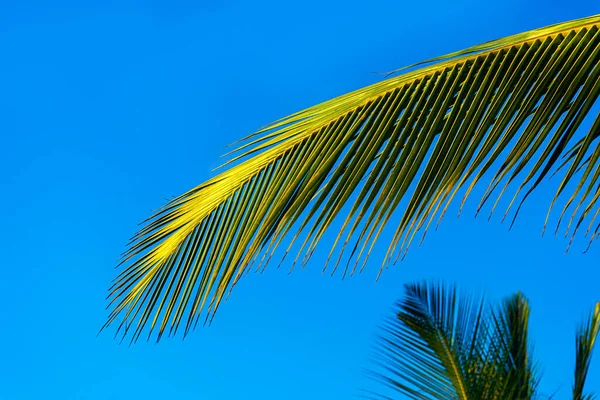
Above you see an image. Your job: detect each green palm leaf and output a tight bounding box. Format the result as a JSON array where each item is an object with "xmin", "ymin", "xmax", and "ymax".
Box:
[
  {"xmin": 366, "ymin": 282, "xmax": 538, "ymax": 399},
  {"xmin": 106, "ymin": 15, "xmax": 600, "ymax": 341},
  {"xmin": 489, "ymin": 292, "xmax": 538, "ymax": 399},
  {"xmin": 573, "ymin": 302, "xmax": 600, "ymax": 400},
  {"xmin": 367, "ymin": 282, "xmax": 483, "ymax": 399}
]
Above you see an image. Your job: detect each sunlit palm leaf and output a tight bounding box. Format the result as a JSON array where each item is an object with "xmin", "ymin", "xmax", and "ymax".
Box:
[
  {"xmin": 573, "ymin": 302, "xmax": 600, "ymax": 400},
  {"xmin": 107, "ymin": 15, "xmax": 600, "ymax": 341},
  {"xmin": 366, "ymin": 282, "xmax": 537, "ymax": 399}
]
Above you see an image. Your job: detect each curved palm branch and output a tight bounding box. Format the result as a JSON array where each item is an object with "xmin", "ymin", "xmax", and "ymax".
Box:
[
  {"xmin": 107, "ymin": 15, "xmax": 600, "ymax": 341},
  {"xmin": 366, "ymin": 282, "xmax": 538, "ymax": 399}
]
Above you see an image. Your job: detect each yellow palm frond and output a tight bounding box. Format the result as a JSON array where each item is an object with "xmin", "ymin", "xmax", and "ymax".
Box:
[{"xmin": 106, "ymin": 15, "xmax": 600, "ymax": 342}]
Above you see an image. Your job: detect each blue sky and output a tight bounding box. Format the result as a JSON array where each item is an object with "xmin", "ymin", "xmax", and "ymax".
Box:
[{"xmin": 1, "ymin": 1, "xmax": 599, "ymax": 399}]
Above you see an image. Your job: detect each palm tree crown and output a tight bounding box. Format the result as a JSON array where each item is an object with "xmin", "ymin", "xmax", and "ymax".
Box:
[{"xmin": 368, "ymin": 282, "xmax": 600, "ymax": 400}]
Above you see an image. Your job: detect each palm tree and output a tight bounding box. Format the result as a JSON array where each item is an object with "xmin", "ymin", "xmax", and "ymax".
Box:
[
  {"xmin": 367, "ymin": 282, "xmax": 600, "ymax": 400},
  {"xmin": 105, "ymin": 15, "xmax": 600, "ymax": 341}
]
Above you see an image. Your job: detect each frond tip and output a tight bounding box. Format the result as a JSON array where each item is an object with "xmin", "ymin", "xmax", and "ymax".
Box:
[{"xmin": 106, "ymin": 14, "xmax": 600, "ymax": 341}]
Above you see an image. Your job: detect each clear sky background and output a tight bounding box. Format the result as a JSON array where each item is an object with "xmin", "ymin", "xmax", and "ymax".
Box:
[{"xmin": 1, "ymin": 1, "xmax": 599, "ymax": 399}]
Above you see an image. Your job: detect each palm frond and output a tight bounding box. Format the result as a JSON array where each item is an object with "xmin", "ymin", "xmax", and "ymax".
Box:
[
  {"xmin": 366, "ymin": 282, "xmax": 540, "ymax": 399},
  {"xmin": 573, "ymin": 302, "xmax": 600, "ymax": 400},
  {"xmin": 489, "ymin": 293, "xmax": 539, "ymax": 399},
  {"xmin": 367, "ymin": 282, "xmax": 486, "ymax": 399},
  {"xmin": 107, "ymin": 15, "xmax": 600, "ymax": 341}
]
